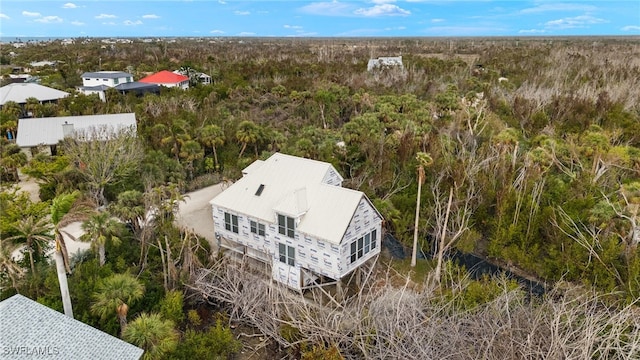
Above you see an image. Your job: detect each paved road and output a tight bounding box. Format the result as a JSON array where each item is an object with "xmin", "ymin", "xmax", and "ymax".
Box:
[{"xmin": 175, "ymin": 183, "xmax": 224, "ymax": 249}]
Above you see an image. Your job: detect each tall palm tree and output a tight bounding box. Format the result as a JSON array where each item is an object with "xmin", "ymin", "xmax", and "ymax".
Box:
[
  {"xmin": 200, "ymin": 124, "xmax": 224, "ymax": 171},
  {"xmin": 5, "ymin": 216, "xmax": 53, "ymax": 274},
  {"xmin": 92, "ymin": 273, "xmax": 145, "ymax": 335},
  {"xmin": 50, "ymin": 191, "xmax": 94, "ymax": 318},
  {"xmin": 122, "ymin": 313, "xmax": 179, "ymax": 360},
  {"xmin": 235, "ymin": 120, "xmax": 259, "ymax": 158},
  {"xmin": 80, "ymin": 211, "xmax": 124, "ymax": 267},
  {"xmin": 411, "ymin": 152, "xmax": 433, "ymax": 267}
]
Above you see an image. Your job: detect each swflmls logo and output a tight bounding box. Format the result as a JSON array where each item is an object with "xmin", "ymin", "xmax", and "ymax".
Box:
[{"xmin": 2, "ymin": 346, "xmax": 60, "ymax": 356}]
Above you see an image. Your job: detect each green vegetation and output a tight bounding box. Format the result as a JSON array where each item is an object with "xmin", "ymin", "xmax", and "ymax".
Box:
[{"xmin": 1, "ymin": 37, "xmax": 639, "ymax": 358}]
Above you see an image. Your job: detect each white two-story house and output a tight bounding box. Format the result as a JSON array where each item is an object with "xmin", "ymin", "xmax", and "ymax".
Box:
[
  {"xmin": 210, "ymin": 153, "xmax": 383, "ymax": 290},
  {"xmin": 78, "ymin": 71, "xmax": 135, "ymax": 101},
  {"xmin": 81, "ymin": 71, "xmax": 133, "ymax": 88}
]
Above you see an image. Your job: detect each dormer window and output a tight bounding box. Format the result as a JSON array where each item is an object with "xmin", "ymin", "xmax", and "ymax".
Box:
[{"xmin": 278, "ymin": 214, "xmax": 295, "ymax": 238}]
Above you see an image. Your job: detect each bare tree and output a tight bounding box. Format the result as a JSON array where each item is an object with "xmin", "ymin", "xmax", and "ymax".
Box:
[
  {"xmin": 62, "ymin": 126, "xmax": 143, "ymax": 207},
  {"xmin": 188, "ymin": 256, "xmax": 640, "ymax": 360}
]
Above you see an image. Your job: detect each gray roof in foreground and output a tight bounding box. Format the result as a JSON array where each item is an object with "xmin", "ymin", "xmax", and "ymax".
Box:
[
  {"xmin": 0, "ymin": 83, "xmax": 69, "ymax": 106},
  {"xmin": 16, "ymin": 113, "xmax": 137, "ymax": 148},
  {"xmin": 0, "ymin": 294, "xmax": 144, "ymax": 360}
]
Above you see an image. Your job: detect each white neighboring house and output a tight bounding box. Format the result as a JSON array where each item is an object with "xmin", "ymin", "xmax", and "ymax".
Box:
[
  {"xmin": 210, "ymin": 153, "xmax": 383, "ymax": 290},
  {"xmin": 81, "ymin": 71, "xmax": 133, "ymax": 88},
  {"xmin": 78, "ymin": 71, "xmax": 134, "ymax": 101},
  {"xmin": 367, "ymin": 56, "xmax": 404, "ymax": 71},
  {"xmin": 0, "ymin": 83, "xmax": 69, "ymax": 111},
  {"xmin": 15, "ymin": 113, "xmax": 137, "ymax": 159}
]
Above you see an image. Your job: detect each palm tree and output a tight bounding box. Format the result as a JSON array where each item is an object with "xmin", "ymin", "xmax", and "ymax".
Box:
[
  {"xmin": 235, "ymin": 120, "xmax": 259, "ymax": 158},
  {"xmin": 200, "ymin": 124, "xmax": 224, "ymax": 171},
  {"xmin": 5, "ymin": 216, "xmax": 53, "ymax": 274},
  {"xmin": 0, "ymin": 238, "xmax": 24, "ymax": 290},
  {"xmin": 122, "ymin": 313, "xmax": 179, "ymax": 359},
  {"xmin": 80, "ymin": 211, "xmax": 124, "ymax": 267},
  {"xmin": 178, "ymin": 140, "xmax": 203, "ymax": 180},
  {"xmin": 0, "ymin": 139, "xmax": 28, "ymax": 182},
  {"xmin": 24, "ymin": 97, "xmax": 42, "ymax": 118},
  {"xmin": 109, "ymin": 190, "xmax": 145, "ymax": 235},
  {"xmin": 411, "ymin": 152, "xmax": 433, "ymax": 267},
  {"xmin": 50, "ymin": 191, "xmax": 94, "ymax": 318},
  {"xmin": 92, "ymin": 273, "xmax": 145, "ymax": 335}
]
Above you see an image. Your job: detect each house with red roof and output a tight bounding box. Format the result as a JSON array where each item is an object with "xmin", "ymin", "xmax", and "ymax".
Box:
[{"xmin": 139, "ymin": 70, "xmax": 189, "ymax": 90}]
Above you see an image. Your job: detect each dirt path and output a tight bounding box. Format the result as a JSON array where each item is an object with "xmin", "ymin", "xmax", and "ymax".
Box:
[{"xmin": 175, "ymin": 183, "xmax": 224, "ymax": 249}]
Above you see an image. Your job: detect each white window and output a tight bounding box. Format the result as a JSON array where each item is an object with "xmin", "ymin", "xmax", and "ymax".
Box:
[
  {"xmin": 224, "ymin": 212, "xmax": 238, "ymax": 233},
  {"xmin": 278, "ymin": 214, "xmax": 295, "ymax": 238},
  {"xmin": 278, "ymin": 243, "xmax": 295, "ymax": 266},
  {"xmin": 250, "ymin": 220, "xmax": 265, "ymax": 236},
  {"xmin": 349, "ymin": 229, "xmax": 378, "ymax": 264}
]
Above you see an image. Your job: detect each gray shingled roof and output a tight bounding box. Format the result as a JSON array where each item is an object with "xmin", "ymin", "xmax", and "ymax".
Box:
[
  {"xmin": 81, "ymin": 71, "xmax": 133, "ymax": 79},
  {"xmin": 0, "ymin": 295, "xmax": 144, "ymax": 360},
  {"xmin": 16, "ymin": 113, "xmax": 137, "ymax": 148},
  {"xmin": 0, "ymin": 83, "xmax": 69, "ymax": 106}
]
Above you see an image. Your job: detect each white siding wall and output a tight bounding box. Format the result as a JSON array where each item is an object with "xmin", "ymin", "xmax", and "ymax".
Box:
[
  {"xmin": 213, "ymin": 204, "xmax": 348, "ymax": 289},
  {"xmin": 339, "ymin": 197, "xmax": 383, "ymax": 276},
  {"xmin": 321, "ymin": 166, "xmax": 343, "ymax": 186},
  {"xmin": 213, "ymin": 196, "xmax": 382, "ymax": 289},
  {"xmin": 82, "ymin": 76, "xmax": 131, "ymax": 88},
  {"xmin": 78, "ymin": 88, "xmax": 106, "ymax": 101}
]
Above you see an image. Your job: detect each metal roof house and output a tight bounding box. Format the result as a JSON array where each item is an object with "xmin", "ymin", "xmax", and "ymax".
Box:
[
  {"xmin": 0, "ymin": 83, "xmax": 69, "ymax": 108},
  {"xmin": 139, "ymin": 70, "xmax": 189, "ymax": 90},
  {"xmin": 0, "ymin": 294, "xmax": 144, "ymax": 360},
  {"xmin": 367, "ymin": 56, "xmax": 404, "ymax": 71},
  {"xmin": 16, "ymin": 113, "xmax": 137, "ymax": 158},
  {"xmin": 210, "ymin": 153, "xmax": 383, "ymax": 290}
]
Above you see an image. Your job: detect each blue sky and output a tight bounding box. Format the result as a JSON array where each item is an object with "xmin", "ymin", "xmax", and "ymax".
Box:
[{"xmin": 1, "ymin": 1, "xmax": 639, "ymax": 38}]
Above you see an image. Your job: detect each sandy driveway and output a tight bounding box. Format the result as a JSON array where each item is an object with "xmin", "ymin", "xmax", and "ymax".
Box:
[{"xmin": 175, "ymin": 183, "xmax": 225, "ymax": 249}]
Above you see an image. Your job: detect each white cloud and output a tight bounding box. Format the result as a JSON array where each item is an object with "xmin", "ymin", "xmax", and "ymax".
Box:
[
  {"xmin": 102, "ymin": 22, "xmax": 117, "ymax": 26},
  {"xmin": 142, "ymin": 14, "xmax": 160, "ymax": 19},
  {"xmin": 124, "ymin": 20, "xmax": 143, "ymax": 26},
  {"xmin": 234, "ymin": 10, "xmax": 250, "ymax": 15},
  {"xmin": 545, "ymin": 15, "xmax": 607, "ymax": 29},
  {"xmin": 0, "ymin": 13, "xmax": 10, "ymax": 20},
  {"xmin": 354, "ymin": 4, "xmax": 410, "ymax": 17},
  {"xmin": 95, "ymin": 14, "xmax": 117, "ymax": 19},
  {"xmin": 71, "ymin": 20, "xmax": 85, "ymax": 26},
  {"xmin": 22, "ymin": 11, "xmax": 41, "ymax": 17},
  {"xmin": 520, "ymin": 3, "xmax": 596, "ymax": 14},
  {"xmin": 238, "ymin": 32, "xmax": 256, "ymax": 36},
  {"xmin": 299, "ymin": 2, "xmax": 353, "ymax": 17},
  {"xmin": 62, "ymin": 3, "xmax": 78, "ymax": 9},
  {"xmin": 218, "ymin": 0, "xmax": 226, "ymax": 4},
  {"xmin": 384, "ymin": 26, "xmax": 406, "ymax": 31},
  {"xmin": 431, "ymin": 18, "xmax": 444, "ymax": 23},
  {"xmin": 35, "ymin": 16, "xmax": 63, "ymax": 24},
  {"xmin": 622, "ymin": 25, "xmax": 640, "ymax": 31},
  {"xmin": 210, "ymin": 29, "xmax": 225, "ymax": 34},
  {"xmin": 284, "ymin": 25, "xmax": 303, "ymax": 29},
  {"xmin": 372, "ymin": 0, "xmax": 396, "ymax": 3},
  {"xmin": 519, "ymin": 29, "xmax": 547, "ymax": 34}
]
